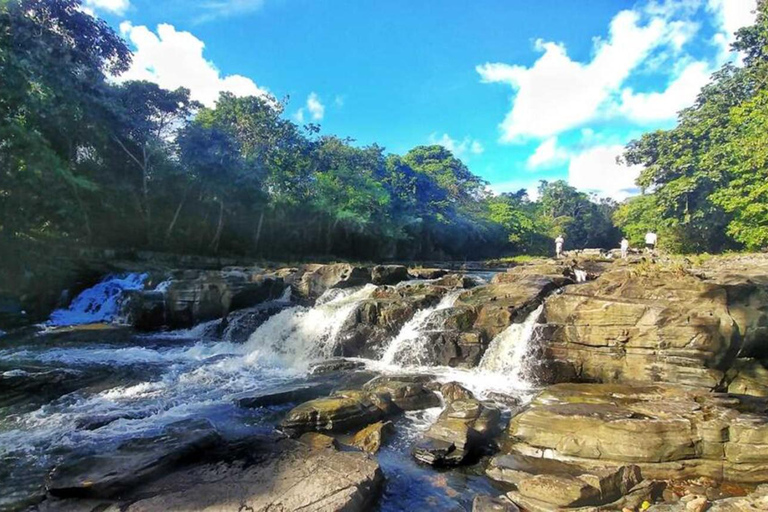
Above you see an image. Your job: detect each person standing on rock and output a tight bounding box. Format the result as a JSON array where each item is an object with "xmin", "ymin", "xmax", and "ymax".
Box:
[
  {"xmin": 620, "ymin": 237, "xmax": 629, "ymax": 259},
  {"xmin": 555, "ymin": 235, "xmax": 564, "ymax": 259},
  {"xmin": 645, "ymin": 231, "xmax": 657, "ymax": 253}
]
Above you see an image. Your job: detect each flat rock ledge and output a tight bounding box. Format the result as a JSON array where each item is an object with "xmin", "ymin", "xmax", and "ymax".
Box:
[
  {"xmin": 124, "ymin": 440, "xmax": 384, "ymax": 512},
  {"xmin": 493, "ymin": 383, "xmax": 768, "ymax": 484}
]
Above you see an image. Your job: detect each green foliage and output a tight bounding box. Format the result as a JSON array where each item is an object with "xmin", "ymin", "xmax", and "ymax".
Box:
[
  {"xmin": 0, "ymin": 0, "xmax": 645, "ymax": 261},
  {"xmin": 620, "ymin": 0, "xmax": 768, "ymax": 253}
]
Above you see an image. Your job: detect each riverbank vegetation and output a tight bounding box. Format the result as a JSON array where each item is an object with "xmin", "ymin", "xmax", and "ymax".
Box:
[{"xmin": 2, "ymin": 0, "xmax": 767, "ymax": 262}]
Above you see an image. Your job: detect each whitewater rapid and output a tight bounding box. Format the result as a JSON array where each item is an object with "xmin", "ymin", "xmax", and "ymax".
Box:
[{"xmin": 0, "ymin": 272, "xmax": 547, "ymax": 493}]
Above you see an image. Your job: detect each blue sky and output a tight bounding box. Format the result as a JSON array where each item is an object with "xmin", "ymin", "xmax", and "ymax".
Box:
[{"xmin": 85, "ymin": 0, "xmax": 757, "ymax": 199}]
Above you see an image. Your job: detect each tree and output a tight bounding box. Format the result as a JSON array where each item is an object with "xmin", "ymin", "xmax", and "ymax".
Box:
[{"xmin": 0, "ymin": 0, "xmax": 131, "ymax": 242}]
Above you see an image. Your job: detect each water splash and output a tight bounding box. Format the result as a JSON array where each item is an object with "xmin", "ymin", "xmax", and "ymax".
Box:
[
  {"xmin": 379, "ymin": 291, "xmax": 462, "ymax": 366},
  {"xmin": 241, "ymin": 284, "xmax": 377, "ymax": 369},
  {"xmin": 48, "ymin": 273, "xmax": 148, "ymax": 327},
  {"xmin": 478, "ymin": 304, "xmax": 543, "ymax": 380}
]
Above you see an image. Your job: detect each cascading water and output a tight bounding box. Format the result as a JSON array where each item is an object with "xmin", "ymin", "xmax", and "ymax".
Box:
[
  {"xmin": 379, "ymin": 290, "xmax": 462, "ymax": 366},
  {"xmin": 47, "ymin": 273, "xmax": 148, "ymax": 326},
  {"xmin": 477, "ymin": 304, "xmax": 543, "ymax": 387},
  {"xmin": 241, "ymin": 284, "xmax": 377, "ymax": 368},
  {"xmin": 0, "ymin": 272, "xmax": 550, "ymax": 511}
]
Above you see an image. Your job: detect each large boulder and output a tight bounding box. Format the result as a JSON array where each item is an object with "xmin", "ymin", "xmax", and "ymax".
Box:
[
  {"xmin": 280, "ymin": 391, "xmax": 386, "ymax": 436},
  {"xmin": 281, "ymin": 378, "xmax": 440, "ymax": 436},
  {"xmin": 371, "ymin": 265, "xmax": 409, "ymax": 285},
  {"xmin": 412, "ymin": 398, "xmax": 501, "ymax": 466},
  {"xmin": 362, "ymin": 376, "xmax": 441, "ymax": 411},
  {"xmin": 537, "ymin": 267, "xmax": 737, "ymax": 388},
  {"xmin": 496, "ymin": 383, "xmax": 768, "ymax": 483},
  {"xmin": 536, "ymin": 256, "xmax": 768, "ymax": 390},
  {"xmin": 46, "ymin": 419, "xmax": 220, "ymax": 498},
  {"xmin": 122, "ymin": 440, "xmax": 384, "ymax": 512},
  {"xmin": 457, "ymin": 273, "xmax": 572, "ymax": 343},
  {"xmin": 409, "ymin": 268, "xmax": 450, "ymax": 280},
  {"xmin": 294, "ymin": 263, "xmax": 371, "ymax": 300},
  {"xmin": 123, "ymin": 269, "xmax": 285, "ymax": 329}
]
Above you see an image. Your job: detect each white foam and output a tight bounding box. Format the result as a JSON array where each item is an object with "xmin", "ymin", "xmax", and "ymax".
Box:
[
  {"xmin": 48, "ymin": 273, "xmax": 148, "ymax": 326},
  {"xmin": 379, "ymin": 291, "xmax": 461, "ymax": 366},
  {"xmin": 241, "ymin": 285, "xmax": 377, "ymax": 369}
]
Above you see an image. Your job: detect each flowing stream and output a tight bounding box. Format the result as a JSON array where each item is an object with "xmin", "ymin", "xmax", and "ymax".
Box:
[{"xmin": 0, "ymin": 274, "xmax": 547, "ymax": 511}]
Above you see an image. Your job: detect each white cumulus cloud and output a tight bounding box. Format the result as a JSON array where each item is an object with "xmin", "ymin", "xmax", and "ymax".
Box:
[
  {"xmin": 83, "ymin": 0, "xmax": 130, "ymax": 15},
  {"xmin": 617, "ymin": 60, "xmax": 713, "ymax": 122},
  {"xmin": 429, "ymin": 133, "xmax": 485, "ymax": 160},
  {"xmin": 306, "ymin": 92, "xmax": 325, "ymax": 121},
  {"xmin": 707, "ymin": 0, "xmax": 758, "ymax": 57},
  {"xmin": 568, "ymin": 145, "xmax": 643, "ymax": 199},
  {"xmin": 117, "ymin": 22, "xmax": 269, "ymax": 108},
  {"xmin": 527, "ymin": 137, "xmax": 569, "ymax": 169},
  {"xmin": 477, "ymin": 9, "xmax": 669, "ymax": 141}
]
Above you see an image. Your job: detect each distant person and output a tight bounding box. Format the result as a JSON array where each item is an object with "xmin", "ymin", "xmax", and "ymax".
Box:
[
  {"xmin": 645, "ymin": 231, "xmax": 657, "ymax": 253},
  {"xmin": 555, "ymin": 235, "xmax": 564, "ymax": 259},
  {"xmin": 620, "ymin": 237, "xmax": 629, "ymax": 259}
]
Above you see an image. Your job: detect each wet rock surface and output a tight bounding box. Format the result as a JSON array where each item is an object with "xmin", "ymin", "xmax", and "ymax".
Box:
[
  {"xmin": 123, "ymin": 268, "xmax": 285, "ymax": 329},
  {"xmin": 280, "ymin": 377, "xmax": 441, "ymax": 436},
  {"xmin": 413, "ymin": 398, "xmax": 501, "ymax": 466},
  {"xmin": 46, "ymin": 419, "xmax": 221, "ymax": 498}
]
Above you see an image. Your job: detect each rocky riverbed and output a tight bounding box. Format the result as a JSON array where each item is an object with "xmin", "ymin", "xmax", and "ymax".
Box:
[{"xmin": 1, "ymin": 254, "xmax": 767, "ymax": 511}]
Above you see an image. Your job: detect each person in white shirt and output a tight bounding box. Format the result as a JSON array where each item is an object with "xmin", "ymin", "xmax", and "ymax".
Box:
[
  {"xmin": 645, "ymin": 231, "xmax": 657, "ymax": 253},
  {"xmin": 620, "ymin": 237, "xmax": 629, "ymax": 259},
  {"xmin": 555, "ymin": 235, "xmax": 564, "ymax": 259}
]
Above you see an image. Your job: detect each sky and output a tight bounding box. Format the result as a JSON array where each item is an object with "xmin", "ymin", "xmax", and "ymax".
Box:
[{"xmin": 84, "ymin": 0, "xmax": 758, "ymax": 200}]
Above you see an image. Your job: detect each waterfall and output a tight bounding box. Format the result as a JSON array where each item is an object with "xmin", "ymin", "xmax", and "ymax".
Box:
[
  {"xmin": 477, "ymin": 304, "xmax": 543, "ymax": 385},
  {"xmin": 48, "ymin": 273, "xmax": 148, "ymax": 327},
  {"xmin": 380, "ymin": 290, "xmax": 462, "ymax": 366},
  {"xmin": 574, "ymin": 269, "xmax": 588, "ymax": 283},
  {"xmin": 240, "ymin": 284, "xmax": 377, "ymax": 368}
]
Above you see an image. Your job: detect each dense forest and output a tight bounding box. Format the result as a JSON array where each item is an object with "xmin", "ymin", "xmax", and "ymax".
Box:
[{"xmin": 1, "ymin": 0, "xmax": 767, "ymax": 262}]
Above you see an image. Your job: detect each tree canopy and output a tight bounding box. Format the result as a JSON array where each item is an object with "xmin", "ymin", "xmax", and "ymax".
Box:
[{"xmin": 616, "ymin": 0, "xmax": 768, "ymax": 252}]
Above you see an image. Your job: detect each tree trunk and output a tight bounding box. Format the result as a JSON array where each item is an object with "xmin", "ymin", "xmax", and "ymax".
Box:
[
  {"xmin": 142, "ymin": 145, "xmax": 151, "ymax": 245},
  {"xmin": 164, "ymin": 186, "xmax": 190, "ymax": 247},
  {"xmin": 253, "ymin": 210, "xmax": 265, "ymax": 254},
  {"xmin": 210, "ymin": 197, "xmax": 225, "ymax": 253}
]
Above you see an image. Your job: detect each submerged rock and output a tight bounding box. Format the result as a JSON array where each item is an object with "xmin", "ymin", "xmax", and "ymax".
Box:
[
  {"xmin": 46, "ymin": 419, "xmax": 220, "ymax": 498},
  {"xmin": 298, "ymin": 432, "xmax": 339, "ymax": 451},
  {"xmin": 472, "ymin": 495, "xmax": 520, "ymax": 512},
  {"xmin": 352, "ymin": 420, "xmax": 395, "ymax": 454},
  {"xmin": 235, "ymin": 382, "xmax": 335, "ymax": 409}
]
